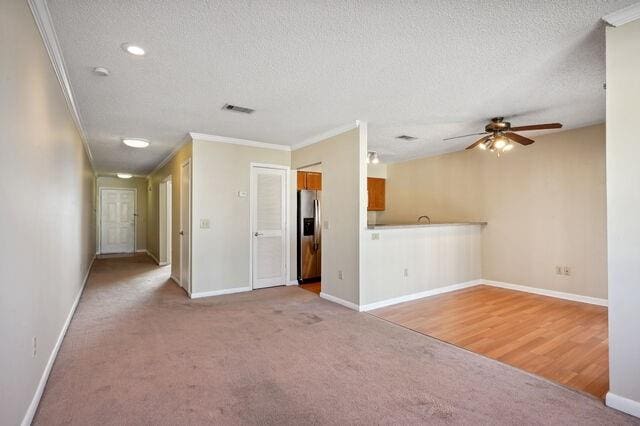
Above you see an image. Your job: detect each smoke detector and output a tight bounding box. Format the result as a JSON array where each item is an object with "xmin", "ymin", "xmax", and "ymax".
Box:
[{"xmin": 222, "ymin": 104, "xmax": 255, "ymax": 114}]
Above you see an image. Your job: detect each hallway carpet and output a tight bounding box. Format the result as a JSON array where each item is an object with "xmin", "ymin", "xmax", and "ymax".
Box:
[{"xmin": 34, "ymin": 255, "xmax": 637, "ymax": 425}]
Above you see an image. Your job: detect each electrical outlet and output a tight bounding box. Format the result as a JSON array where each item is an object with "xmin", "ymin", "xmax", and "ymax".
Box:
[
  {"xmin": 371, "ymin": 233, "xmax": 380, "ymax": 240},
  {"xmin": 403, "ymin": 268, "xmax": 409, "ymax": 278},
  {"xmin": 555, "ymin": 266, "xmax": 563, "ymax": 275},
  {"xmin": 200, "ymin": 218, "xmax": 210, "ymax": 229},
  {"xmin": 32, "ymin": 337, "xmax": 37, "ymax": 358},
  {"xmin": 563, "ymin": 266, "xmax": 571, "ymax": 276},
  {"xmin": 338, "ymin": 270, "xmax": 343, "ymax": 280}
]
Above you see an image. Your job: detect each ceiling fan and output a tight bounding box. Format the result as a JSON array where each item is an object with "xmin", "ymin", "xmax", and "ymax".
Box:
[{"xmin": 444, "ymin": 117, "xmax": 562, "ymax": 155}]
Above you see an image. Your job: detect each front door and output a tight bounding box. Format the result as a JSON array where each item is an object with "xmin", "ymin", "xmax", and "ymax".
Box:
[
  {"xmin": 252, "ymin": 166, "xmax": 287, "ymax": 289},
  {"xmin": 100, "ymin": 188, "xmax": 135, "ymax": 254}
]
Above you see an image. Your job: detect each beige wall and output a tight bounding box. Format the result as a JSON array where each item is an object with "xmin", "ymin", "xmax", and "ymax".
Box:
[
  {"xmin": 0, "ymin": 1, "xmax": 96, "ymax": 424},
  {"xmin": 379, "ymin": 124, "xmax": 607, "ymax": 299},
  {"xmin": 292, "ymin": 128, "xmax": 365, "ymax": 305},
  {"xmin": 191, "ymin": 139, "xmax": 290, "ymax": 294},
  {"xmin": 605, "ymin": 19, "xmax": 640, "ymax": 413},
  {"xmin": 96, "ymin": 176, "xmax": 148, "ymax": 251},
  {"xmin": 147, "ymin": 142, "xmax": 192, "ymax": 281}
]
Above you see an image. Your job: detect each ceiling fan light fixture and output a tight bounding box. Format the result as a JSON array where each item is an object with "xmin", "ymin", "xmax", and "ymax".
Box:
[
  {"xmin": 367, "ymin": 151, "xmax": 380, "ymax": 164},
  {"xmin": 503, "ymin": 143, "xmax": 514, "ymax": 152},
  {"xmin": 494, "ymin": 135, "xmax": 507, "ymax": 150},
  {"xmin": 478, "ymin": 142, "xmax": 487, "ymax": 150}
]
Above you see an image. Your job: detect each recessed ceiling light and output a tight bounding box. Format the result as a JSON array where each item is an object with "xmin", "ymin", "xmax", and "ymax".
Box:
[
  {"xmin": 117, "ymin": 173, "xmax": 133, "ymax": 179},
  {"xmin": 122, "ymin": 43, "xmax": 145, "ymax": 56},
  {"xmin": 122, "ymin": 138, "xmax": 149, "ymax": 148}
]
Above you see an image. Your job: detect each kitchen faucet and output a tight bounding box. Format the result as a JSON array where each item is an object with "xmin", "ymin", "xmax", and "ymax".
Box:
[{"xmin": 417, "ymin": 215, "xmax": 431, "ymax": 224}]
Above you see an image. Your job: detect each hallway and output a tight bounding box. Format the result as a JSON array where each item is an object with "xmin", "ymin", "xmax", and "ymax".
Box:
[{"xmin": 33, "ymin": 256, "xmax": 635, "ymax": 424}]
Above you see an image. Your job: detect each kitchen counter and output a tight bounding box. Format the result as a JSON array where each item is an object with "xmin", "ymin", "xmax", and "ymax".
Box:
[{"xmin": 367, "ymin": 222, "xmax": 487, "ymax": 230}]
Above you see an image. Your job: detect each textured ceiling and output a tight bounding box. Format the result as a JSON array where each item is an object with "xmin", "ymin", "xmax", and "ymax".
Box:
[{"xmin": 47, "ymin": 0, "xmax": 637, "ymax": 174}]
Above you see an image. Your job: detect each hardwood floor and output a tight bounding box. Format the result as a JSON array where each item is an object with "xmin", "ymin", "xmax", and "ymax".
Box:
[
  {"xmin": 300, "ymin": 282, "xmax": 321, "ymax": 294},
  {"xmin": 371, "ymin": 285, "xmax": 609, "ymax": 399}
]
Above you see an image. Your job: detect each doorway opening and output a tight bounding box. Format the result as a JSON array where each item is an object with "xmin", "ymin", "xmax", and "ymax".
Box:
[
  {"xmin": 99, "ymin": 188, "xmax": 136, "ymax": 254},
  {"xmin": 159, "ymin": 177, "xmax": 172, "ymax": 266},
  {"xmin": 296, "ymin": 164, "xmax": 322, "ymax": 295}
]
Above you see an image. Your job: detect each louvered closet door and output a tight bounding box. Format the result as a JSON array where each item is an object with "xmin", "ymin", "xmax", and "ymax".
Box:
[{"xmin": 252, "ymin": 167, "xmax": 287, "ymax": 289}]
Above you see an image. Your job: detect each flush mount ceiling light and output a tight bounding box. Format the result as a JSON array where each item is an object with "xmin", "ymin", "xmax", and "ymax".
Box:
[
  {"xmin": 122, "ymin": 138, "xmax": 149, "ymax": 148},
  {"xmin": 117, "ymin": 173, "xmax": 132, "ymax": 179},
  {"xmin": 93, "ymin": 67, "xmax": 110, "ymax": 76},
  {"xmin": 121, "ymin": 43, "xmax": 145, "ymax": 56},
  {"xmin": 367, "ymin": 151, "xmax": 380, "ymax": 164}
]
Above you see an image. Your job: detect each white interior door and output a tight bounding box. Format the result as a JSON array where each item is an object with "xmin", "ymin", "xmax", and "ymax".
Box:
[
  {"xmin": 252, "ymin": 166, "xmax": 287, "ymax": 289},
  {"xmin": 180, "ymin": 161, "xmax": 191, "ymax": 293},
  {"xmin": 100, "ymin": 189, "xmax": 135, "ymax": 254}
]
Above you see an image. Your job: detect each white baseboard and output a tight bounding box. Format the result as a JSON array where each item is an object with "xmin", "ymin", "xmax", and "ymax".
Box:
[
  {"xmin": 483, "ymin": 280, "xmax": 608, "ymax": 307},
  {"xmin": 170, "ymin": 275, "xmax": 181, "ymax": 285},
  {"xmin": 606, "ymin": 392, "xmax": 640, "ymax": 418},
  {"xmin": 190, "ymin": 286, "xmax": 252, "ymax": 299},
  {"xmin": 360, "ymin": 279, "xmax": 482, "ymax": 312},
  {"xmin": 21, "ymin": 255, "xmax": 95, "ymax": 426},
  {"xmin": 135, "ymin": 249, "xmax": 146, "ymax": 253},
  {"xmin": 145, "ymin": 250, "xmax": 160, "ymax": 265},
  {"xmin": 286, "ymin": 280, "xmax": 299, "ymax": 286},
  {"xmin": 319, "ymin": 292, "xmax": 359, "ymax": 311}
]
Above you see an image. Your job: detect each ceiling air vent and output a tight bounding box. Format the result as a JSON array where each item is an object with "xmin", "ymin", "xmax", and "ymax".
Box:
[
  {"xmin": 222, "ymin": 103, "xmax": 255, "ymax": 114},
  {"xmin": 396, "ymin": 135, "xmax": 417, "ymax": 141}
]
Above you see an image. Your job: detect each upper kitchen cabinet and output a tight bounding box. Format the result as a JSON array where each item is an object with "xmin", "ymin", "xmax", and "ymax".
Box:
[
  {"xmin": 297, "ymin": 171, "xmax": 322, "ymax": 190},
  {"xmin": 367, "ymin": 177, "xmax": 385, "ymax": 211}
]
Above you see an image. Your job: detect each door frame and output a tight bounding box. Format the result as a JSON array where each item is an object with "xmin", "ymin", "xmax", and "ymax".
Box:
[
  {"xmin": 98, "ymin": 187, "xmax": 137, "ymax": 254},
  {"xmin": 249, "ymin": 163, "xmax": 290, "ymax": 290},
  {"xmin": 180, "ymin": 159, "xmax": 192, "ymax": 294},
  {"xmin": 159, "ymin": 176, "xmax": 172, "ymax": 266}
]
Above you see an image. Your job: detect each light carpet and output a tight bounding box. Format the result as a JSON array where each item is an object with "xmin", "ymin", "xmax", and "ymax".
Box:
[{"xmin": 34, "ymin": 255, "xmax": 638, "ymax": 424}]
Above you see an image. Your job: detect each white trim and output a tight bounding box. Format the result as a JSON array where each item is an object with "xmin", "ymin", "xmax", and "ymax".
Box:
[
  {"xmin": 179, "ymin": 158, "xmax": 192, "ymax": 294},
  {"xmin": 21, "ymin": 255, "xmax": 95, "ymax": 426},
  {"xmin": 190, "ymin": 286, "xmax": 252, "ymax": 299},
  {"xmin": 292, "ymin": 122, "xmax": 359, "ymax": 151},
  {"xmin": 360, "ymin": 280, "xmax": 483, "ymax": 312},
  {"xmin": 319, "ymin": 292, "xmax": 360, "ymax": 311},
  {"xmin": 135, "ymin": 249, "xmax": 146, "ymax": 253},
  {"xmin": 286, "ymin": 280, "xmax": 299, "ymax": 286},
  {"xmin": 603, "ymin": 3, "xmax": 640, "ymax": 27},
  {"xmin": 189, "ymin": 132, "xmax": 291, "ymax": 151},
  {"xmin": 606, "ymin": 392, "xmax": 640, "ymax": 418},
  {"xmin": 145, "ymin": 249, "xmax": 160, "ymax": 265},
  {"xmin": 27, "ymin": 0, "xmax": 94, "ymax": 168},
  {"xmin": 357, "ymin": 120, "xmax": 368, "ymax": 307},
  {"xmin": 483, "ymin": 280, "xmax": 608, "ymax": 306},
  {"xmin": 147, "ymin": 134, "xmax": 191, "ymax": 178},
  {"xmin": 170, "ymin": 275, "xmax": 181, "ymax": 285}
]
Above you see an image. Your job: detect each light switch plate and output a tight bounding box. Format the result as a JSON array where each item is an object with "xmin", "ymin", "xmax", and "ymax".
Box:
[
  {"xmin": 237, "ymin": 191, "xmax": 247, "ymax": 197},
  {"xmin": 200, "ymin": 219, "xmax": 210, "ymax": 229},
  {"xmin": 371, "ymin": 233, "xmax": 380, "ymax": 240}
]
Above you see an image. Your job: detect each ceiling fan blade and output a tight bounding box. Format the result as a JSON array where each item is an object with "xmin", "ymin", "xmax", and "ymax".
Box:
[
  {"xmin": 509, "ymin": 123, "xmax": 562, "ymax": 132},
  {"xmin": 466, "ymin": 135, "xmax": 492, "ymax": 150},
  {"xmin": 443, "ymin": 131, "xmax": 488, "ymax": 141},
  {"xmin": 505, "ymin": 132, "xmax": 534, "ymax": 145}
]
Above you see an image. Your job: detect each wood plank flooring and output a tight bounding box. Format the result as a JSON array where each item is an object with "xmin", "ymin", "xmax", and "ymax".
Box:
[
  {"xmin": 371, "ymin": 285, "xmax": 609, "ymax": 399},
  {"xmin": 300, "ymin": 282, "xmax": 321, "ymax": 294}
]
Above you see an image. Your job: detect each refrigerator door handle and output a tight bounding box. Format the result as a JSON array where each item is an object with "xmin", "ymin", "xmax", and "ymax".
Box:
[{"xmin": 313, "ymin": 198, "xmax": 320, "ymax": 252}]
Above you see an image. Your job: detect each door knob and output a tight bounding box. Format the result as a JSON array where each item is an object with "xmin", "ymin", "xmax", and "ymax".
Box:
[
  {"xmin": 179, "ymin": 230, "xmax": 184, "ymax": 235},
  {"xmin": 254, "ymin": 232, "xmax": 263, "ymax": 237}
]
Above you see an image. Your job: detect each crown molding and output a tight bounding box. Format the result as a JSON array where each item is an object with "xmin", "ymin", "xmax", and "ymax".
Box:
[
  {"xmin": 189, "ymin": 132, "xmax": 291, "ymax": 151},
  {"xmin": 602, "ymin": 3, "xmax": 640, "ymax": 27},
  {"xmin": 28, "ymin": 0, "xmax": 94, "ymax": 168},
  {"xmin": 147, "ymin": 134, "xmax": 192, "ymax": 178},
  {"xmin": 292, "ymin": 121, "xmax": 360, "ymax": 151}
]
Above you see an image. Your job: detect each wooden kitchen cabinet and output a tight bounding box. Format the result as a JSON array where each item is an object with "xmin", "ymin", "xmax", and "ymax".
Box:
[
  {"xmin": 367, "ymin": 177, "xmax": 385, "ymax": 211},
  {"xmin": 297, "ymin": 171, "xmax": 322, "ymax": 190}
]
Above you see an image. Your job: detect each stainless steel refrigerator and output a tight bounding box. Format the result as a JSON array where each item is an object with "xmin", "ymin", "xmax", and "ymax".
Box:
[{"xmin": 297, "ymin": 189, "xmax": 321, "ymax": 282}]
